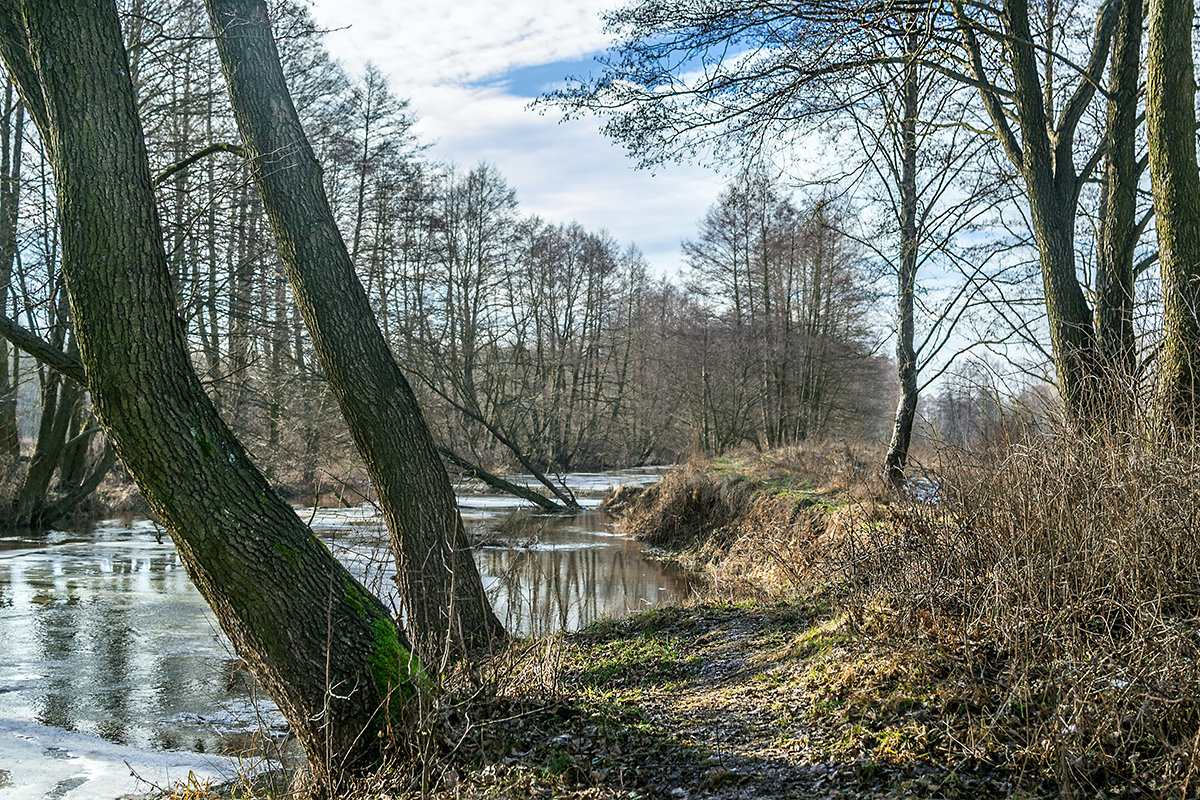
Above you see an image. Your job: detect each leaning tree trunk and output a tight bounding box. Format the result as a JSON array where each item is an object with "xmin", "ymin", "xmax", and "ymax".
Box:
[
  {"xmin": 1, "ymin": 0, "xmax": 418, "ymax": 780},
  {"xmin": 205, "ymin": 0, "xmax": 504, "ymax": 665},
  {"xmin": 1147, "ymin": 0, "xmax": 1200, "ymax": 428},
  {"xmin": 884, "ymin": 31, "xmax": 920, "ymax": 489}
]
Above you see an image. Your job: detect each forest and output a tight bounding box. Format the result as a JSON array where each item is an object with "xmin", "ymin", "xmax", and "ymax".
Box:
[
  {"xmin": 0, "ymin": 2, "xmax": 898, "ymax": 524},
  {"xmin": 0, "ymin": 0, "xmax": 1198, "ymax": 797}
]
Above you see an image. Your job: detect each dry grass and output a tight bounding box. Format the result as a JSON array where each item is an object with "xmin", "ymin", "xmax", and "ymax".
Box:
[
  {"xmin": 620, "ymin": 462, "xmax": 753, "ymax": 550},
  {"xmin": 619, "ymin": 442, "xmax": 888, "ymax": 596},
  {"xmin": 858, "ymin": 431, "xmax": 1200, "ymax": 796},
  {"xmin": 620, "ymin": 434, "xmax": 1200, "ymax": 796}
]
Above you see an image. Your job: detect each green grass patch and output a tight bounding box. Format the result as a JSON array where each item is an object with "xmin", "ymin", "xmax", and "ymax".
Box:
[{"xmin": 566, "ymin": 632, "xmax": 702, "ymax": 689}]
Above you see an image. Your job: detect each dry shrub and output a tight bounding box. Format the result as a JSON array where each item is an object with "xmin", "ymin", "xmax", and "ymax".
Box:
[
  {"xmin": 620, "ymin": 462, "xmax": 752, "ymax": 549},
  {"xmin": 622, "ymin": 434, "xmax": 1200, "ymax": 795},
  {"xmin": 703, "ymin": 492, "xmax": 831, "ymax": 595},
  {"xmin": 620, "ymin": 447, "xmax": 884, "ymax": 597},
  {"xmin": 849, "ymin": 431, "xmax": 1200, "ymax": 796}
]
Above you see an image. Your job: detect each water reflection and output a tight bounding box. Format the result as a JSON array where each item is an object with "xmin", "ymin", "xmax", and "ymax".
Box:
[
  {"xmin": 0, "ymin": 470, "xmax": 684, "ymax": 797},
  {"xmin": 479, "ymin": 511, "xmax": 692, "ymax": 635}
]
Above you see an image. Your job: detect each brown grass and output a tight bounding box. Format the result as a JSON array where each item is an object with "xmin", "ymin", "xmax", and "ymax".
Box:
[
  {"xmin": 619, "ymin": 462, "xmax": 753, "ymax": 550},
  {"xmin": 620, "ymin": 434, "xmax": 1200, "ymax": 796}
]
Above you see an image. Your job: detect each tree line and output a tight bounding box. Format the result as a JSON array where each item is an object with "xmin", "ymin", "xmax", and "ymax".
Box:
[
  {"xmin": 5, "ymin": 0, "xmax": 1195, "ymax": 787},
  {"xmin": 0, "ymin": 0, "xmax": 888, "ymax": 785},
  {"xmin": 0, "ymin": 0, "xmax": 888, "ymax": 523},
  {"xmin": 549, "ymin": 0, "xmax": 1200, "ymax": 483}
]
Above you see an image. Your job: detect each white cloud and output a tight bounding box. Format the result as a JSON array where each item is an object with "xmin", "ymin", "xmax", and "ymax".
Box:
[
  {"xmin": 417, "ymin": 85, "xmax": 717, "ymax": 270},
  {"xmin": 306, "ymin": 0, "xmax": 726, "ymax": 276},
  {"xmin": 308, "ymin": 0, "xmax": 612, "ymax": 86}
]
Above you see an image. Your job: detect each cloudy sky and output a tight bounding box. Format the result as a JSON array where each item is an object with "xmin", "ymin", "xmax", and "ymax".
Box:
[{"xmin": 306, "ymin": 0, "xmax": 727, "ymax": 277}]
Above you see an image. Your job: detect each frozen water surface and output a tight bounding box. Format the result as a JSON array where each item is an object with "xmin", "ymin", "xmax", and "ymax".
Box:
[{"xmin": 0, "ymin": 469, "xmax": 687, "ymax": 798}]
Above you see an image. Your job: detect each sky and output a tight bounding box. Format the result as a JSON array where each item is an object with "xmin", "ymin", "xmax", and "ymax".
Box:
[{"xmin": 305, "ymin": 0, "xmax": 725, "ymax": 277}]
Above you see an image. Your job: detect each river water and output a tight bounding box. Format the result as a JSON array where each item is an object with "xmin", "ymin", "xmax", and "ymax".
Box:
[{"xmin": 0, "ymin": 469, "xmax": 687, "ymax": 799}]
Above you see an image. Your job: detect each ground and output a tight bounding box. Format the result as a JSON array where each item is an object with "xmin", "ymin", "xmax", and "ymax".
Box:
[
  {"xmin": 210, "ymin": 441, "xmax": 1200, "ymax": 799},
  {"xmin": 434, "ymin": 602, "xmax": 1030, "ymax": 800}
]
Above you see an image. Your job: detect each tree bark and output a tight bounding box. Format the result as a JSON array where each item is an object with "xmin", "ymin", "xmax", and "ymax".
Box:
[
  {"xmin": 1146, "ymin": 0, "xmax": 1200, "ymax": 427},
  {"xmin": 0, "ymin": 0, "xmax": 418, "ymax": 779},
  {"xmin": 1095, "ymin": 0, "xmax": 1142, "ymax": 397},
  {"xmin": 204, "ymin": 0, "xmax": 504, "ymax": 664}
]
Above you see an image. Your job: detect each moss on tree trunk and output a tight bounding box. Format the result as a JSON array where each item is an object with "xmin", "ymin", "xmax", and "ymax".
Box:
[{"xmin": 0, "ymin": 0, "xmax": 421, "ymax": 779}]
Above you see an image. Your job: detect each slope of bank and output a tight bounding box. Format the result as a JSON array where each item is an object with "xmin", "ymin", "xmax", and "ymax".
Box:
[
  {"xmin": 201, "ymin": 438, "xmax": 1200, "ymax": 799},
  {"xmin": 438, "ymin": 439, "xmax": 1199, "ymax": 799}
]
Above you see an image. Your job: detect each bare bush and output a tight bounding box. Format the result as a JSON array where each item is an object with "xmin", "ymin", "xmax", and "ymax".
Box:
[{"xmin": 852, "ymin": 431, "xmax": 1200, "ymax": 793}]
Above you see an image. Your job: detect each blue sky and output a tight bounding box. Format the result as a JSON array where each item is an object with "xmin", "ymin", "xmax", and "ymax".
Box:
[
  {"xmin": 475, "ymin": 56, "xmax": 603, "ymax": 95},
  {"xmin": 307, "ymin": 0, "xmax": 725, "ymax": 276}
]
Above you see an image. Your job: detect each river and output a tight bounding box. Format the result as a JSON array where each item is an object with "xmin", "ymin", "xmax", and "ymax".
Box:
[{"xmin": 0, "ymin": 469, "xmax": 687, "ymax": 799}]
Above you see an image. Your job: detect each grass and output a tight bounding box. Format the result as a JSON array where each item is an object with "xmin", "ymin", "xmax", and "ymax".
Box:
[
  {"xmin": 566, "ymin": 634, "xmax": 702, "ymax": 688},
  {"xmin": 164, "ymin": 433, "xmax": 1200, "ymax": 798},
  {"xmin": 615, "ymin": 433, "xmax": 1200, "ymax": 796}
]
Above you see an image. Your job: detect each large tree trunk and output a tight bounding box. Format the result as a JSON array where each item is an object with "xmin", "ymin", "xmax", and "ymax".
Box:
[
  {"xmin": 1146, "ymin": 0, "xmax": 1200, "ymax": 427},
  {"xmin": 0, "ymin": 0, "xmax": 418, "ymax": 780},
  {"xmin": 1095, "ymin": 0, "xmax": 1142, "ymax": 397},
  {"xmin": 1006, "ymin": 0, "xmax": 1104, "ymax": 419},
  {"xmin": 204, "ymin": 0, "xmax": 504, "ymax": 665},
  {"xmin": 1031, "ymin": 199, "xmax": 1103, "ymax": 416},
  {"xmin": 956, "ymin": 0, "xmax": 1113, "ymax": 421}
]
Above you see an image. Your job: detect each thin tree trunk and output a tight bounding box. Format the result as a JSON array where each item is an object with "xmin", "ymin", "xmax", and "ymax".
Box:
[
  {"xmin": 14, "ymin": 353, "xmax": 81, "ymax": 526},
  {"xmin": 1095, "ymin": 0, "xmax": 1142, "ymax": 400},
  {"xmin": 0, "ymin": 85, "xmax": 22, "ymax": 458},
  {"xmin": 41, "ymin": 439, "xmax": 115, "ymax": 525},
  {"xmin": 438, "ymin": 444, "xmax": 564, "ymax": 512},
  {"xmin": 885, "ymin": 32, "xmax": 920, "ymax": 488},
  {"xmin": 13, "ymin": 287, "xmax": 75, "ymax": 526}
]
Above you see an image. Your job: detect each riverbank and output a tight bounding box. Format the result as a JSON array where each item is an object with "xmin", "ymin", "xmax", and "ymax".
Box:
[
  {"xmin": 173, "ymin": 437, "xmax": 1200, "ymax": 798},
  {"xmin": 0, "ymin": 469, "xmax": 692, "ymax": 800},
  {"xmin": 424, "ymin": 437, "xmax": 1200, "ymax": 799}
]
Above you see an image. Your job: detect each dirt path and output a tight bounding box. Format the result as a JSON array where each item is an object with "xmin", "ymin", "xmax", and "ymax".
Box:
[{"xmin": 448, "ymin": 603, "xmax": 1023, "ymax": 799}]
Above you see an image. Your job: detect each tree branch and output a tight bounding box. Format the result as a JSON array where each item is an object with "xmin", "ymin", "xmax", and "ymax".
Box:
[
  {"xmin": 153, "ymin": 141, "xmax": 245, "ymax": 186},
  {"xmin": 0, "ymin": 313, "xmax": 85, "ymax": 385}
]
